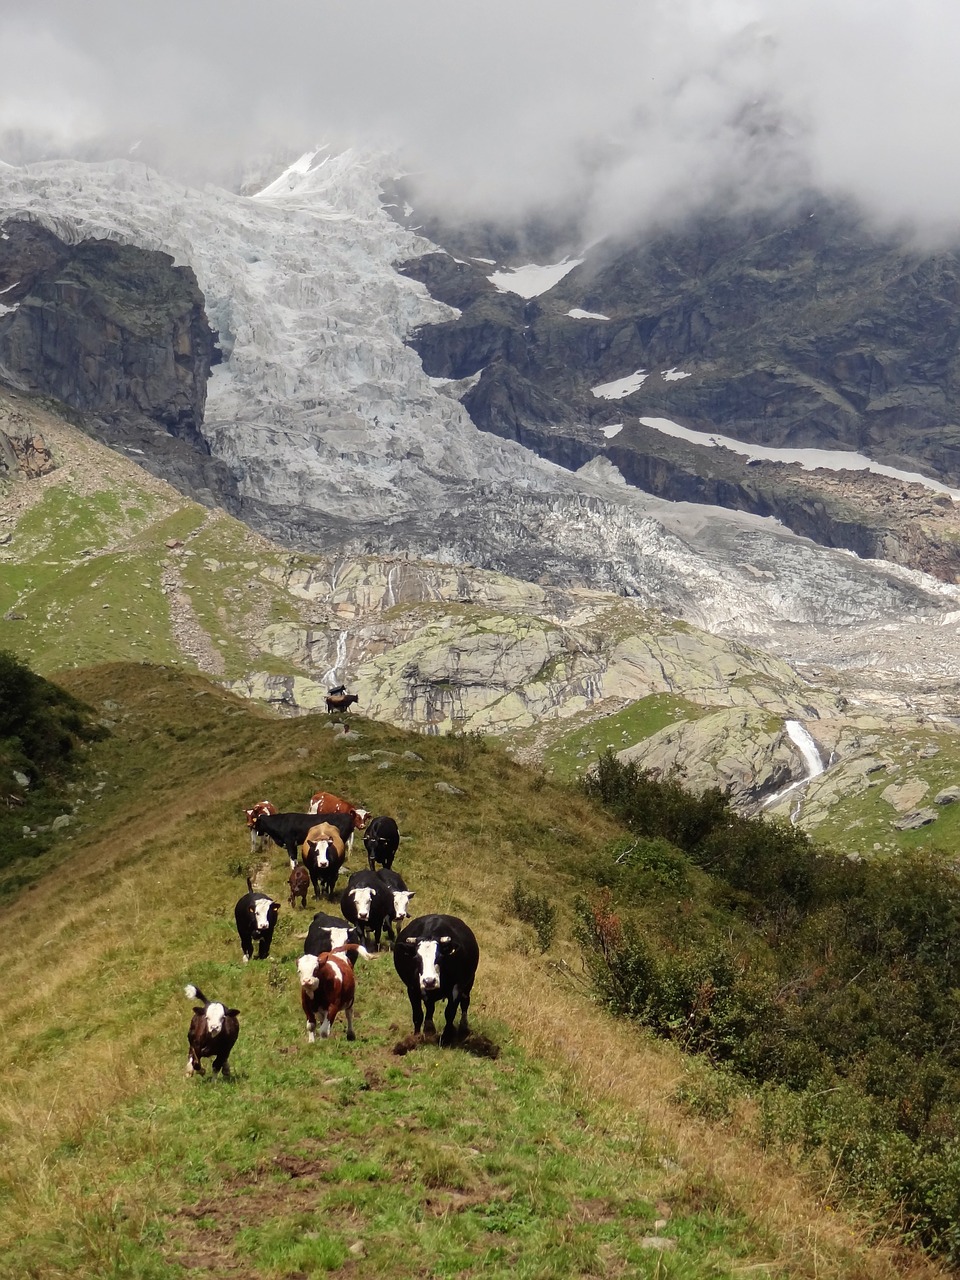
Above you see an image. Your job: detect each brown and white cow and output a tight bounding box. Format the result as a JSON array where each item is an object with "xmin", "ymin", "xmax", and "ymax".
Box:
[
  {"xmin": 301, "ymin": 821, "xmax": 347, "ymax": 899},
  {"xmin": 297, "ymin": 951, "xmax": 356, "ymax": 1042},
  {"xmin": 244, "ymin": 800, "xmax": 277, "ymax": 854},
  {"xmin": 307, "ymin": 791, "xmax": 369, "ymax": 827},
  {"xmin": 184, "ymin": 984, "xmax": 240, "ymax": 1077}
]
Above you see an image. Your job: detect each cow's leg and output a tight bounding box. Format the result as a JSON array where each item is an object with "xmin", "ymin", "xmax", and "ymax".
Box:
[
  {"xmin": 344, "ymin": 1001, "xmax": 356, "ymax": 1041},
  {"xmin": 408, "ymin": 990, "xmax": 424, "ymax": 1035},
  {"xmin": 286, "ymin": 840, "xmax": 298, "ymax": 871},
  {"xmin": 256, "ymin": 937, "xmax": 270, "ymax": 960},
  {"xmin": 212, "ymin": 1052, "xmax": 231, "ymax": 1078},
  {"xmin": 185, "ymin": 1054, "xmax": 196, "ymax": 1076},
  {"xmin": 423, "ymin": 995, "xmax": 439, "ymax": 1037},
  {"xmin": 306, "ymin": 1014, "xmax": 316, "ymax": 1044},
  {"xmin": 319, "ymin": 1012, "xmax": 333, "ymax": 1039}
]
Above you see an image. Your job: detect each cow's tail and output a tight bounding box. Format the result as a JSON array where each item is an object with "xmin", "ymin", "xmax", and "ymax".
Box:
[
  {"xmin": 334, "ymin": 942, "xmax": 372, "ymax": 961},
  {"xmin": 184, "ymin": 983, "xmax": 207, "ymax": 1005}
]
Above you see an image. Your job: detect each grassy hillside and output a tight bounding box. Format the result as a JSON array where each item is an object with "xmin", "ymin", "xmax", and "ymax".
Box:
[{"xmin": 0, "ymin": 663, "xmax": 948, "ymax": 1280}]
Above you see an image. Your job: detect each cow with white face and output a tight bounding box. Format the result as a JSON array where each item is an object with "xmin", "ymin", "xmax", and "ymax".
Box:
[
  {"xmin": 234, "ymin": 878, "xmax": 281, "ymax": 963},
  {"xmin": 297, "ymin": 951, "xmax": 356, "ymax": 1042},
  {"xmin": 393, "ymin": 914, "xmax": 480, "ymax": 1045},
  {"xmin": 340, "ymin": 869, "xmax": 391, "ymax": 950},
  {"xmin": 304, "ymin": 912, "xmax": 369, "ymax": 966},
  {"xmin": 375, "ymin": 867, "xmax": 415, "ymax": 942}
]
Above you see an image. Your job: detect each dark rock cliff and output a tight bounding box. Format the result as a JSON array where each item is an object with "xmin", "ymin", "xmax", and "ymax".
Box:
[{"xmin": 0, "ymin": 221, "xmax": 219, "ymax": 450}]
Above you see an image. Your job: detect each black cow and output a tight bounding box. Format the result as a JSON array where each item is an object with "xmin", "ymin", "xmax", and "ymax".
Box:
[
  {"xmin": 375, "ymin": 867, "xmax": 415, "ymax": 941},
  {"xmin": 340, "ymin": 869, "xmax": 392, "ymax": 950},
  {"xmin": 254, "ymin": 811, "xmax": 326, "ymax": 870},
  {"xmin": 304, "ymin": 911, "xmax": 368, "ymax": 965},
  {"xmin": 364, "ymin": 815, "xmax": 400, "ymax": 870},
  {"xmin": 393, "ymin": 914, "xmax": 479, "ymax": 1045},
  {"xmin": 234, "ymin": 878, "xmax": 280, "ymax": 963}
]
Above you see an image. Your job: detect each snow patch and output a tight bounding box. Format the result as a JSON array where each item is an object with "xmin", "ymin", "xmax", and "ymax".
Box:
[
  {"xmin": 568, "ymin": 307, "xmax": 610, "ymax": 320},
  {"xmin": 661, "ymin": 368, "xmax": 690, "ymax": 381},
  {"xmin": 488, "ymin": 257, "xmax": 583, "ymax": 298},
  {"xmin": 600, "ymin": 423, "xmax": 623, "ymax": 439},
  {"xmin": 639, "ymin": 416, "xmax": 960, "ymax": 501},
  {"xmin": 592, "ymin": 371, "xmax": 647, "ymax": 399}
]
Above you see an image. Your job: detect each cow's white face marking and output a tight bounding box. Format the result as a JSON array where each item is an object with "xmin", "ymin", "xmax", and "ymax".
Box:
[
  {"xmin": 391, "ymin": 891, "xmax": 413, "ymax": 920},
  {"xmin": 354, "ymin": 808, "xmax": 370, "ymax": 823},
  {"xmin": 297, "ymin": 955, "xmax": 319, "ymax": 992},
  {"xmin": 311, "ymin": 841, "xmax": 330, "ymax": 868},
  {"xmin": 206, "ymin": 1002, "xmax": 226, "ymax": 1035},
  {"xmin": 327, "ymin": 928, "xmax": 350, "ymax": 951},
  {"xmin": 416, "ymin": 940, "xmax": 441, "ymax": 991},
  {"xmin": 351, "ymin": 887, "xmax": 374, "ymax": 920},
  {"xmin": 254, "ymin": 898, "xmax": 273, "ymax": 931}
]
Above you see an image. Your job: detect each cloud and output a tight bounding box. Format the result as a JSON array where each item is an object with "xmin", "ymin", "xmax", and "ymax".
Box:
[{"xmin": 3, "ymin": 0, "xmax": 960, "ymax": 240}]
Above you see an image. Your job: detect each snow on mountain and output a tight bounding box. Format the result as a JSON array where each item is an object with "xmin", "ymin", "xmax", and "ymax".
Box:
[
  {"xmin": 0, "ymin": 148, "xmax": 956, "ymax": 653},
  {"xmin": 487, "ymin": 257, "xmax": 584, "ymax": 297}
]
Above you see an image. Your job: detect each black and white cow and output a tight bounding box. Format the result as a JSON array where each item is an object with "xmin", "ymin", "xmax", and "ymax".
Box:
[
  {"xmin": 254, "ymin": 811, "xmax": 328, "ymax": 870},
  {"xmin": 304, "ymin": 912, "xmax": 369, "ymax": 966},
  {"xmin": 340, "ymin": 869, "xmax": 392, "ymax": 950},
  {"xmin": 364, "ymin": 815, "xmax": 400, "ymax": 870},
  {"xmin": 234, "ymin": 879, "xmax": 280, "ymax": 962},
  {"xmin": 184, "ymin": 984, "xmax": 240, "ymax": 1077},
  {"xmin": 393, "ymin": 914, "xmax": 479, "ymax": 1045},
  {"xmin": 375, "ymin": 866, "xmax": 415, "ymax": 942}
]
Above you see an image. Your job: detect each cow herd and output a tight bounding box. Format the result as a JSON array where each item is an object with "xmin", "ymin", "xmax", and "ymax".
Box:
[{"xmin": 182, "ymin": 787, "xmax": 480, "ymax": 1078}]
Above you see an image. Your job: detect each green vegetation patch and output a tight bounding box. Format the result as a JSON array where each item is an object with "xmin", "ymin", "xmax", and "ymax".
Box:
[{"xmin": 544, "ymin": 693, "xmax": 703, "ymax": 781}]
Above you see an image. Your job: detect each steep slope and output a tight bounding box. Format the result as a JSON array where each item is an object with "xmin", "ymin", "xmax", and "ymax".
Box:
[
  {"xmin": 0, "ymin": 663, "xmax": 948, "ymax": 1280},
  {"xmin": 6, "ymin": 387, "xmax": 960, "ymax": 845}
]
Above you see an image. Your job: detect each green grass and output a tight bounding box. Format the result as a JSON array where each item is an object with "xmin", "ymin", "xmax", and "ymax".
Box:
[
  {"xmin": 0, "ymin": 663, "xmax": 927, "ymax": 1280},
  {"xmin": 543, "ymin": 694, "xmax": 704, "ymax": 781}
]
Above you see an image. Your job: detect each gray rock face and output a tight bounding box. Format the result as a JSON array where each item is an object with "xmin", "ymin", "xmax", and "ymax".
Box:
[
  {"xmin": 0, "ymin": 221, "xmax": 218, "ymax": 448},
  {"xmin": 894, "ymin": 808, "xmax": 939, "ymax": 830}
]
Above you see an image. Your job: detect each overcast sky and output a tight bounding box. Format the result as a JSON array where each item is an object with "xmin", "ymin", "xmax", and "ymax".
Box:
[{"xmin": 4, "ymin": 0, "xmax": 960, "ymax": 240}]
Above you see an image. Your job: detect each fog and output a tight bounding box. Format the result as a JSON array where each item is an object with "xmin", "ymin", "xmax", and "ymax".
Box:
[{"xmin": 3, "ymin": 0, "xmax": 960, "ymax": 240}]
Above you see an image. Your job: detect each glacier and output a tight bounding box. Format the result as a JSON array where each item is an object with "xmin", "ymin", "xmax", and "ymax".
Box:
[{"xmin": 1, "ymin": 145, "xmax": 958, "ymax": 661}]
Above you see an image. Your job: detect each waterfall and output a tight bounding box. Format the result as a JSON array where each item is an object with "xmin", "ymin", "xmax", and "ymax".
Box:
[
  {"xmin": 323, "ymin": 630, "xmax": 348, "ymax": 684},
  {"xmin": 762, "ymin": 719, "xmax": 825, "ymax": 818}
]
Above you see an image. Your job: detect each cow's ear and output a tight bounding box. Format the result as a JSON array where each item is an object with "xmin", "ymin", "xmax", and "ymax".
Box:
[
  {"xmin": 397, "ymin": 938, "xmax": 415, "ymax": 949},
  {"xmin": 227, "ymin": 1007, "xmax": 240, "ymax": 1017},
  {"xmin": 408, "ymin": 891, "xmax": 416, "ymax": 898},
  {"xmin": 193, "ymin": 1006, "xmax": 205, "ymax": 1015}
]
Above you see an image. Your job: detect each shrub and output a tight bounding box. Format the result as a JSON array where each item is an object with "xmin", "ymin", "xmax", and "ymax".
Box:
[{"xmin": 508, "ymin": 879, "xmax": 558, "ymax": 952}]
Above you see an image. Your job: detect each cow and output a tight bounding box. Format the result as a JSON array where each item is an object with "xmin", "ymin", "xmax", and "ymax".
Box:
[
  {"xmin": 375, "ymin": 866, "xmax": 415, "ymax": 942},
  {"xmin": 308, "ymin": 791, "xmax": 370, "ymax": 827},
  {"xmin": 301, "ymin": 821, "xmax": 347, "ymax": 899},
  {"xmin": 304, "ymin": 912, "xmax": 369, "ymax": 966},
  {"xmin": 234, "ymin": 878, "xmax": 280, "ymax": 963},
  {"xmin": 393, "ymin": 915, "xmax": 479, "ymax": 1046},
  {"xmin": 310, "ymin": 808, "xmax": 367, "ymax": 857},
  {"xmin": 254, "ymin": 811, "xmax": 330, "ymax": 870},
  {"xmin": 364, "ymin": 815, "xmax": 400, "ymax": 870},
  {"xmin": 325, "ymin": 693, "xmax": 359, "ymax": 714},
  {"xmin": 243, "ymin": 800, "xmax": 277, "ymax": 854},
  {"xmin": 297, "ymin": 951, "xmax": 356, "ymax": 1042},
  {"xmin": 288, "ymin": 864, "xmax": 310, "ymax": 908},
  {"xmin": 340, "ymin": 869, "xmax": 393, "ymax": 950},
  {"xmin": 184, "ymin": 984, "xmax": 240, "ymax": 1077}
]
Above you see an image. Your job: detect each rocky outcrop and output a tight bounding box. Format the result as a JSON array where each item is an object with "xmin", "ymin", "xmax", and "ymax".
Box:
[{"xmin": 0, "ymin": 221, "xmax": 218, "ymax": 450}]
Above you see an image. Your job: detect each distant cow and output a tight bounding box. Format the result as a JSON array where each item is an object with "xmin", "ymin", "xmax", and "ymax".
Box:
[
  {"xmin": 297, "ymin": 951, "xmax": 356, "ymax": 1042},
  {"xmin": 288, "ymin": 864, "xmax": 310, "ymax": 908},
  {"xmin": 393, "ymin": 915, "xmax": 479, "ymax": 1045},
  {"xmin": 364, "ymin": 815, "xmax": 400, "ymax": 870},
  {"xmin": 375, "ymin": 866, "xmax": 415, "ymax": 942},
  {"xmin": 234, "ymin": 878, "xmax": 280, "ymax": 962},
  {"xmin": 244, "ymin": 800, "xmax": 277, "ymax": 854},
  {"xmin": 184, "ymin": 984, "xmax": 240, "ymax": 1077},
  {"xmin": 325, "ymin": 693, "xmax": 359, "ymax": 714},
  {"xmin": 304, "ymin": 912, "xmax": 369, "ymax": 966},
  {"xmin": 254, "ymin": 811, "xmax": 330, "ymax": 870},
  {"xmin": 302, "ymin": 821, "xmax": 347, "ymax": 899},
  {"xmin": 340, "ymin": 869, "xmax": 393, "ymax": 950}
]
